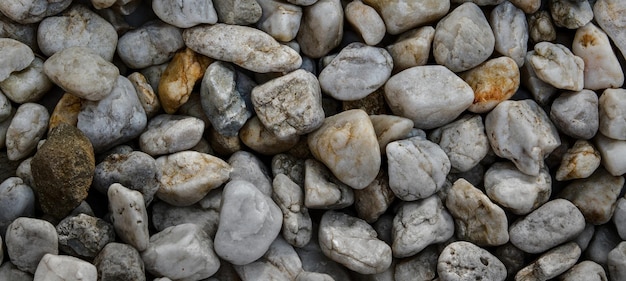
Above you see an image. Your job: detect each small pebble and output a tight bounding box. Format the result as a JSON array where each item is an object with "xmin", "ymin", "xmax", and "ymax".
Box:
[
  {"xmin": 5, "ymin": 217, "xmax": 58, "ymax": 273},
  {"xmin": 0, "ymin": 57, "xmax": 53, "ymax": 104},
  {"xmin": 151, "ymin": 195, "xmax": 220, "ymax": 238},
  {"xmin": 594, "ymin": 133, "xmax": 626, "ymax": 176},
  {"xmin": 0, "ymin": 177, "xmax": 35, "ymax": 235},
  {"xmin": 392, "ymin": 196, "xmax": 454, "ymax": 258},
  {"xmin": 108, "ymin": 183, "xmax": 150, "ymax": 251},
  {"xmin": 33, "ymin": 254, "xmax": 97, "ymax": 281},
  {"xmin": 239, "ymin": 116, "xmax": 300, "ymax": 155},
  {"xmin": 93, "ymin": 242, "xmax": 146, "ymax": 281},
  {"xmin": 599, "ymin": 88, "xmax": 626, "ymax": 140},
  {"xmin": 354, "ymin": 170, "xmax": 395, "ymax": 223},
  {"xmin": 593, "ymin": 0, "xmax": 626, "ymax": 59},
  {"xmin": 614, "ymin": 197, "xmax": 626, "ymax": 239},
  {"xmin": 429, "ymin": 114, "xmax": 489, "ymax": 172},
  {"xmin": 142, "ymin": 223, "xmax": 220, "ymax": 280},
  {"xmin": 490, "ymin": 1, "xmax": 528, "ymax": 66},
  {"xmin": 385, "ymin": 26, "xmax": 435, "ymax": 72},
  {"xmin": 213, "ymin": 0, "xmax": 262, "ymax": 25},
  {"xmin": 484, "ymin": 162, "xmax": 551, "ymax": 215},
  {"xmin": 303, "ymin": 158, "xmax": 354, "ymax": 209},
  {"xmin": 139, "ymin": 114, "xmax": 205, "ymax": 156},
  {"xmin": 5, "ymin": 103, "xmax": 48, "ymax": 161},
  {"xmin": 345, "ymin": 0, "xmax": 385, "ymax": 45},
  {"xmin": 437, "ymin": 241, "xmax": 507, "ymax": 281},
  {"xmin": 607, "ymin": 242, "xmax": 626, "ymax": 281},
  {"xmin": 528, "ymin": 10, "xmax": 556, "ymax": 44},
  {"xmin": 369, "ymin": 114, "xmax": 413, "ymax": 154},
  {"xmin": 117, "ymin": 20, "xmax": 184, "ymax": 69},
  {"xmin": 529, "ymin": 42, "xmax": 585, "ymax": 91},
  {"xmin": 256, "ymin": 0, "xmax": 302, "ymax": 42},
  {"xmin": 514, "ymin": 242, "xmax": 581, "ymax": 280},
  {"xmin": 152, "ymin": 0, "xmax": 217, "ymax": 28},
  {"xmin": 272, "ymin": 174, "xmax": 313, "ymax": 247},
  {"xmin": 55, "ymin": 213, "xmax": 115, "ymax": 259},
  {"xmin": 550, "ymin": 89, "xmax": 599, "ymax": 140},
  {"xmin": 572, "ymin": 22, "xmax": 624, "ymax": 90},
  {"xmin": 521, "ymin": 50, "xmax": 558, "ymax": 106},
  {"xmin": 550, "ymin": 0, "xmax": 593, "ymax": 29},
  {"xmin": 362, "ymin": 0, "xmax": 449, "ymax": 35},
  {"xmin": 0, "ymin": 0, "xmax": 72, "ymax": 24},
  {"xmin": 461, "ymin": 56, "xmax": 521, "ymax": 114},
  {"xmin": 128, "ymin": 72, "xmax": 160, "ymax": 118},
  {"xmin": 319, "ymin": 210, "xmax": 392, "ymax": 274},
  {"xmin": 560, "ymin": 261, "xmax": 607, "ymax": 281},
  {"xmin": 297, "ymin": 0, "xmax": 343, "ymax": 58}
]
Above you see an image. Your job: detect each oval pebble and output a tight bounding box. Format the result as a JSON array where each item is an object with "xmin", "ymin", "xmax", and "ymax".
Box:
[
  {"xmin": 5, "ymin": 217, "xmax": 58, "ymax": 274},
  {"xmin": 33, "ymin": 254, "xmax": 97, "ymax": 281},
  {"xmin": 117, "ymin": 20, "xmax": 184, "ymax": 69},
  {"xmin": 139, "ymin": 114, "xmax": 204, "ymax": 156},
  {"xmin": 0, "ymin": 57, "xmax": 53, "ymax": 104},
  {"xmin": 152, "ymin": 0, "xmax": 218, "ymax": 28},
  {"xmin": 437, "ymin": 241, "xmax": 507, "ymax": 281}
]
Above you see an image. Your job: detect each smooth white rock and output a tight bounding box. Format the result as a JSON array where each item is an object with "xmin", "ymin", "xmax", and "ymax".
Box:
[
  {"xmin": 429, "ymin": 114, "xmax": 489, "ymax": 172},
  {"xmin": 139, "ymin": 114, "xmax": 204, "ymax": 156},
  {"xmin": 152, "ymin": 0, "xmax": 218, "ymax": 28},
  {"xmin": 594, "ymin": 0, "xmax": 626, "ymax": 60},
  {"xmin": 529, "ymin": 42, "xmax": 585, "ymax": 91},
  {"xmin": 490, "ymin": 1, "xmax": 528, "ymax": 66},
  {"xmin": 572, "ymin": 22, "xmax": 624, "ymax": 90},
  {"xmin": 0, "ymin": 38, "xmax": 34, "ymax": 82},
  {"xmin": 296, "ymin": 0, "xmax": 343, "ymax": 58},
  {"xmin": 362, "ymin": 0, "xmax": 449, "ymax": 35},
  {"xmin": 5, "ymin": 217, "xmax": 58, "ymax": 274},
  {"xmin": 385, "ymin": 26, "xmax": 435, "ymax": 71},
  {"xmin": 303, "ymin": 159, "xmax": 354, "ymax": 209},
  {"xmin": 599, "ymin": 88, "xmax": 626, "ymax": 140},
  {"xmin": 437, "ymin": 241, "xmax": 507, "ymax": 281},
  {"xmin": 485, "ymin": 162, "xmax": 551, "ymax": 215},
  {"xmin": 595, "ymin": 133, "xmax": 626, "ymax": 176},
  {"xmin": 33, "ymin": 254, "xmax": 96, "ymax": 281},
  {"xmin": 5, "ymin": 103, "xmax": 49, "ymax": 161},
  {"xmin": 256, "ymin": 0, "xmax": 302, "ymax": 42},
  {"xmin": 108, "ymin": 183, "xmax": 149, "ymax": 251},
  {"xmin": 0, "ymin": 57, "xmax": 53, "ymax": 104},
  {"xmin": 345, "ymin": 1, "xmax": 385, "ymax": 45}
]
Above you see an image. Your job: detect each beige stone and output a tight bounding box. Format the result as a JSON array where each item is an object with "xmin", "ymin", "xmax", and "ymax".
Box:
[
  {"xmin": 239, "ymin": 116, "xmax": 300, "ymax": 155},
  {"xmin": 556, "ymin": 140, "xmax": 601, "ymax": 181},
  {"xmin": 572, "ymin": 22, "xmax": 624, "ymax": 90},
  {"xmin": 363, "ymin": 0, "xmax": 449, "ymax": 35},
  {"xmin": 369, "ymin": 115, "xmax": 413, "ymax": 154},
  {"xmin": 386, "ymin": 26, "xmax": 435, "ymax": 72},
  {"xmin": 48, "ymin": 93, "xmax": 82, "ymax": 134},
  {"xmin": 354, "ymin": 170, "xmax": 395, "ymax": 223},
  {"xmin": 128, "ymin": 72, "xmax": 161, "ymax": 118},
  {"xmin": 462, "ymin": 57, "xmax": 520, "ymax": 113},
  {"xmin": 509, "ymin": 0, "xmax": 541, "ymax": 13},
  {"xmin": 345, "ymin": 1, "xmax": 385, "ymax": 45}
]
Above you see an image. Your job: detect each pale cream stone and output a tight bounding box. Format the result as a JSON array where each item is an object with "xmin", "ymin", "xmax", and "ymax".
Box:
[
  {"xmin": 529, "ymin": 42, "xmax": 585, "ymax": 91},
  {"xmin": 369, "ymin": 115, "xmax": 414, "ymax": 154},
  {"xmin": 345, "ymin": 1, "xmax": 386, "ymax": 45},
  {"xmin": 297, "ymin": 0, "xmax": 343, "ymax": 58},
  {"xmin": 239, "ymin": 116, "xmax": 300, "ymax": 155},
  {"xmin": 556, "ymin": 140, "xmax": 601, "ymax": 181},
  {"xmin": 573, "ymin": 22, "xmax": 624, "ymax": 90},
  {"xmin": 386, "ymin": 26, "xmax": 435, "ymax": 72},
  {"xmin": 256, "ymin": 0, "xmax": 302, "ymax": 42},
  {"xmin": 595, "ymin": 133, "xmax": 626, "ymax": 176}
]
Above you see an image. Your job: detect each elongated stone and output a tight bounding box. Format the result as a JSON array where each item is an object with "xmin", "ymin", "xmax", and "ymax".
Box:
[
  {"xmin": 108, "ymin": 183, "xmax": 149, "ymax": 251},
  {"xmin": 152, "ymin": 0, "xmax": 218, "ymax": 28},
  {"xmin": 139, "ymin": 114, "xmax": 204, "ymax": 156},
  {"xmin": 345, "ymin": 0, "xmax": 385, "ymax": 45},
  {"xmin": 5, "ymin": 103, "xmax": 48, "ymax": 161},
  {"xmin": 297, "ymin": 0, "xmax": 343, "ymax": 58},
  {"xmin": 572, "ymin": 23, "xmax": 623, "ymax": 90},
  {"xmin": 490, "ymin": 1, "xmax": 528, "ymax": 66},
  {"xmin": 363, "ymin": 0, "xmax": 449, "ymax": 35}
]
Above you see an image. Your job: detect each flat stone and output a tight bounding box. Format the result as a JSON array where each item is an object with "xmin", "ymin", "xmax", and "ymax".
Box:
[
  {"xmin": 433, "ymin": 2, "xmax": 495, "ymax": 72},
  {"xmin": 308, "ymin": 109, "xmax": 380, "ymax": 189},
  {"xmin": 33, "ymin": 254, "xmax": 97, "ymax": 281},
  {"xmin": 528, "ymin": 10, "xmax": 557, "ymax": 44},
  {"xmin": 117, "ymin": 20, "xmax": 184, "ymax": 69},
  {"xmin": 157, "ymin": 47, "xmax": 212, "ymax": 114},
  {"xmin": 386, "ymin": 137, "xmax": 450, "ymax": 201},
  {"xmin": 43, "ymin": 46, "xmax": 118, "ymax": 101},
  {"xmin": 550, "ymin": 90, "xmax": 599, "ymax": 140},
  {"xmin": 0, "ymin": 177, "xmax": 35, "ymax": 238},
  {"xmin": 272, "ymin": 174, "xmax": 312, "ymax": 247},
  {"xmin": 319, "ymin": 211, "xmax": 392, "ymax": 274},
  {"xmin": 550, "ymin": 0, "xmax": 593, "ymax": 29},
  {"xmin": 151, "ymin": 193, "xmax": 221, "ymax": 238},
  {"xmin": 509, "ymin": 199, "xmax": 586, "ymax": 254},
  {"xmin": 303, "ymin": 158, "xmax": 354, "ymax": 209},
  {"xmin": 5, "ymin": 103, "xmax": 49, "ymax": 161},
  {"xmin": 559, "ymin": 168, "xmax": 624, "ymax": 225},
  {"xmin": 94, "ymin": 242, "xmax": 145, "ymax": 281},
  {"xmin": 31, "ymin": 123, "xmax": 95, "ymax": 219},
  {"xmin": 384, "ymin": 65, "xmax": 474, "ymax": 129},
  {"xmin": 108, "ymin": 183, "xmax": 149, "ymax": 251},
  {"xmin": 437, "ymin": 241, "xmax": 507, "ymax": 281},
  {"xmin": 608, "ymin": 242, "xmax": 626, "ymax": 281},
  {"xmin": 385, "ymin": 26, "xmax": 435, "ymax": 71},
  {"xmin": 56, "ymin": 213, "xmax": 115, "ymax": 259},
  {"xmin": 240, "ymin": 116, "xmax": 300, "ymax": 155},
  {"xmin": 392, "ymin": 196, "xmax": 454, "ymax": 258},
  {"xmin": 484, "ymin": 162, "xmax": 551, "ymax": 215},
  {"xmin": 128, "ymin": 72, "xmax": 160, "ymax": 118},
  {"xmin": 594, "ymin": 0, "xmax": 626, "ymax": 60},
  {"xmin": 490, "ymin": 1, "xmax": 528, "ymax": 66},
  {"xmin": 0, "ymin": 57, "xmax": 53, "ymax": 104},
  {"xmin": 0, "ymin": 0, "xmax": 72, "ymax": 24},
  {"xmin": 252, "ymin": 69, "xmax": 325, "ymax": 140},
  {"xmin": 213, "ymin": 0, "xmax": 262, "ymax": 25},
  {"xmin": 345, "ymin": 1, "xmax": 385, "ymax": 45},
  {"xmin": 354, "ymin": 170, "xmax": 395, "ymax": 223},
  {"xmin": 5, "ymin": 217, "xmax": 58, "ymax": 273},
  {"xmin": 363, "ymin": 0, "xmax": 449, "ymax": 35},
  {"xmin": 139, "ymin": 114, "xmax": 204, "ymax": 156},
  {"xmin": 37, "ymin": 4, "xmax": 117, "ymax": 61},
  {"xmin": 485, "ymin": 100, "xmax": 561, "ymax": 176},
  {"xmin": 256, "ymin": 0, "xmax": 301, "ymax": 42},
  {"xmin": 152, "ymin": 0, "xmax": 217, "ymax": 28},
  {"xmin": 447, "ymin": 178, "xmax": 509, "ymax": 246},
  {"xmin": 599, "ymin": 88, "xmax": 626, "ymax": 140},
  {"xmin": 297, "ymin": 0, "xmax": 343, "ymax": 58},
  {"xmin": 594, "ymin": 133, "xmax": 626, "ymax": 176},
  {"xmin": 615, "ymin": 197, "xmax": 626, "ymax": 239},
  {"xmin": 369, "ymin": 114, "xmax": 413, "ymax": 154},
  {"xmin": 214, "ymin": 180, "xmax": 282, "ymax": 265},
  {"xmin": 461, "ymin": 57, "xmax": 520, "ymax": 113},
  {"xmin": 529, "ymin": 42, "xmax": 585, "ymax": 91},
  {"xmin": 319, "ymin": 42, "xmax": 393, "ymax": 101},
  {"xmin": 429, "ymin": 114, "xmax": 489, "ymax": 172},
  {"xmin": 572, "ymin": 22, "xmax": 624, "ymax": 90},
  {"xmin": 48, "ymin": 93, "xmax": 81, "ymax": 133},
  {"xmin": 514, "ymin": 242, "xmax": 581, "ymax": 280},
  {"xmin": 560, "ymin": 261, "xmax": 607, "ymax": 281},
  {"xmin": 77, "ymin": 75, "xmax": 147, "ymax": 152},
  {"xmin": 228, "ymin": 150, "xmax": 272, "ymax": 196},
  {"xmin": 156, "ymin": 151, "xmax": 231, "ymax": 206},
  {"xmin": 200, "ymin": 61, "xmax": 252, "ymax": 137},
  {"xmin": 184, "ymin": 24, "xmax": 301, "ymax": 72}
]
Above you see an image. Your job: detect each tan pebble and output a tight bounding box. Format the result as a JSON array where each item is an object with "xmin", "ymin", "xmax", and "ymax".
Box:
[
  {"xmin": 556, "ymin": 140, "xmax": 601, "ymax": 181},
  {"xmin": 49, "ymin": 93, "xmax": 82, "ymax": 134},
  {"xmin": 386, "ymin": 26, "xmax": 435, "ymax": 72},
  {"xmin": 462, "ymin": 56, "xmax": 520, "ymax": 113},
  {"xmin": 128, "ymin": 72, "xmax": 161, "ymax": 118},
  {"xmin": 239, "ymin": 116, "xmax": 300, "ymax": 155},
  {"xmin": 158, "ymin": 48, "xmax": 212, "ymax": 114},
  {"xmin": 208, "ymin": 127, "xmax": 242, "ymax": 157}
]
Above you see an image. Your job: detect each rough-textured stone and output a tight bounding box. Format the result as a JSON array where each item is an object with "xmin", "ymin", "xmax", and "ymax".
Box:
[
  {"xmin": 514, "ymin": 242, "xmax": 581, "ymax": 281},
  {"xmin": 33, "ymin": 254, "xmax": 97, "ymax": 281},
  {"xmin": 48, "ymin": 93, "xmax": 81, "ymax": 133},
  {"xmin": 550, "ymin": 0, "xmax": 593, "ymax": 29},
  {"xmin": 94, "ymin": 242, "xmax": 146, "ymax": 281},
  {"xmin": 437, "ymin": 241, "xmax": 507, "ymax": 281},
  {"xmin": 484, "ymin": 162, "xmax": 551, "ymax": 215},
  {"xmin": 152, "ymin": 0, "xmax": 217, "ymax": 28},
  {"xmin": 117, "ymin": 20, "xmax": 184, "ymax": 69},
  {"xmin": 354, "ymin": 170, "xmax": 395, "ymax": 223},
  {"xmin": 429, "ymin": 114, "xmax": 489, "ymax": 172},
  {"xmin": 461, "ymin": 57, "xmax": 520, "ymax": 113},
  {"xmin": 108, "ymin": 183, "xmax": 149, "ymax": 251},
  {"xmin": 56, "ymin": 214, "xmax": 115, "ymax": 259},
  {"xmin": 272, "ymin": 174, "xmax": 312, "ymax": 247},
  {"xmin": 240, "ymin": 116, "xmax": 300, "ymax": 155},
  {"xmin": 213, "ymin": 0, "xmax": 262, "ymax": 25},
  {"xmin": 529, "ymin": 42, "xmax": 585, "ymax": 91},
  {"xmin": 5, "ymin": 217, "xmax": 58, "ymax": 273}
]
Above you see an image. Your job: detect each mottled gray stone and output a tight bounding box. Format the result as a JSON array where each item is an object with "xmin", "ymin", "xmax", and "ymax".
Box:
[
  {"xmin": 229, "ymin": 151, "xmax": 272, "ymax": 196},
  {"xmin": 0, "ymin": 262, "xmax": 33, "ymax": 281},
  {"xmin": 0, "ymin": 38, "xmax": 34, "ymax": 83},
  {"xmin": 354, "ymin": 170, "xmax": 395, "ymax": 223},
  {"xmin": 295, "ymin": 232, "xmax": 352, "ymax": 281},
  {"xmin": 56, "ymin": 213, "xmax": 114, "ymax": 259},
  {"xmin": 139, "ymin": 114, "xmax": 204, "ymax": 156},
  {"xmin": 108, "ymin": 183, "xmax": 149, "ymax": 251},
  {"xmin": 490, "ymin": 1, "xmax": 528, "ymax": 66},
  {"xmin": 0, "ymin": 91, "xmax": 10, "ymax": 122},
  {"xmin": 297, "ymin": 0, "xmax": 343, "ymax": 58},
  {"xmin": 93, "ymin": 151, "xmax": 159, "ymax": 205},
  {"xmin": 550, "ymin": 0, "xmax": 593, "ymax": 29},
  {"xmin": 394, "ymin": 245, "xmax": 438, "ymax": 281},
  {"xmin": 5, "ymin": 103, "xmax": 49, "ymax": 161},
  {"xmin": 213, "ymin": 0, "xmax": 262, "ymax": 25},
  {"xmin": 263, "ymin": 236, "xmax": 304, "ymax": 280},
  {"xmin": 273, "ymin": 174, "xmax": 312, "ymax": 247},
  {"xmin": 0, "ymin": 177, "xmax": 35, "ymax": 238},
  {"xmin": 152, "ymin": 192, "xmax": 221, "ymax": 238},
  {"xmin": 117, "ymin": 20, "xmax": 184, "ymax": 69},
  {"xmin": 586, "ymin": 224, "xmax": 621, "ymax": 267},
  {"xmin": 5, "ymin": 217, "xmax": 58, "ymax": 273},
  {"xmin": 94, "ymin": 242, "xmax": 146, "ymax": 281},
  {"xmin": 550, "ymin": 90, "xmax": 599, "ymax": 139},
  {"xmin": 0, "ymin": 0, "xmax": 72, "ymax": 24},
  {"xmin": 0, "ymin": 57, "xmax": 53, "ymax": 104},
  {"xmin": 33, "ymin": 254, "xmax": 97, "ymax": 281},
  {"xmin": 0, "ymin": 14, "xmax": 38, "ymax": 52},
  {"xmin": 272, "ymin": 154, "xmax": 305, "ymax": 187},
  {"xmin": 303, "ymin": 159, "xmax": 354, "ymax": 209},
  {"xmin": 152, "ymin": 0, "xmax": 218, "ymax": 28},
  {"xmin": 615, "ymin": 197, "xmax": 626, "ymax": 240},
  {"xmin": 437, "ymin": 241, "xmax": 507, "ymax": 281},
  {"xmin": 429, "ymin": 115, "xmax": 489, "ymax": 172}
]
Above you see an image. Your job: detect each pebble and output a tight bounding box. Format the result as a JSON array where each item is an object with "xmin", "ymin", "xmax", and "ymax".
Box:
[
  {"xmin": 345, "ymin": 1, "xmax": 385, "ymax": 45},
  {"xmin": 5, "ymin": 103, "xmax": 48, "ymax": 161},
  {"xmin": 0, "ymin": 0, "xmax": 72, "ymax": 24},
  {"xmin": 462, "ymin": 57, "xmax": 521, "ymax": 113},
  {"xmin": 429, "ymin": 114, "xmax": 489, "ymax": 172},
  {"xmin": 48, "ymin": 93, "xmax": 81, "ymax": 132},
  {"xmin": 490, "ymin": 1, "xmax": 528, "ymax": 66},
  {"xmin": 485, "ymin": 100, "xmax": 561, "ymax": 176},
  {"xmin": 394, "ymin": 245, "xmax": 438, "ymax": 281},
  {"xmin": 572, "ymin": 22, "xmax": 624, "ymax": 90},
  {"xmin": 615, "ymin": 197, "xmax": 626, "ymax": 239},
  {"xmin": 529, "ymin": 42, "xmax": 585, "ymax": 91},
  {"xmin": 77, "ymin": 75, "xmax": 147, "ymax": 152},
  {"xmin": 521, "ymin": 50, "xmax": 558, "ymax": 106},
  {"xmin": 128, "ymin": 72, "xmax": 160, "ymax": 118},
  {"xmin": 560, "ymin": 261, "xmax": 607, "ymax": 281},
  {"xmin": 559, "ymin": 168, "xmax": 624, "ymax": 225},
  {"xmin": 139, "ymin": 114, "xmax": 204, "ymax": 156},
  {"xmin": 319, "ymin": 210, "xmax": 392, "ymax": 274},
  {"xmin": 207, "ymin": 126, "xmax": 243, "ymax": 156},
  {"xmin": 385, "ymin": 26, "xmax": 435, "ymax": 72},
  {"xmin": 386, "ymin": 137, "xmax": 450, "ymax": 201},
  {"xmin": 264, "ymin": 236, "xmax": 304, "ymax": 279},
  {"xmin": 550, "ymin": 90, "xmax": 599, "ymax": 140},
  {"xmin": 303, "ymin": 158, "xmax": 355, "ymax": 209},
  {"xmin": 392, "ymin": 196, "xmax": 454, "ymax": 258},
  {"xmin": 240, "ymin": 116, "xmax": 300, "ymax": 155},
  {"xmin": 297, "ymin": 0, "xmax": 343, "ymax": 58},
  {"xmin": 142, "ymin": 223, "xmax": 220, "ymax": 280},
  {"xmin": 156, "ymin": 151, "xmax": 231, "ymax": 206},
  {"xmin": 184, "ymin": 24, "xmax": 301, "ymax": 73},
  {"xmin": 509, "ymin": 199, "xmax": 586, "ymax": 254},
  {"xmin": 151, "ymin": 196, "xmax": 221, "ymax": 238},
  {"xmin": 363, "ymin": 0, "xmax": 449, "ymax": 35},
  {"xmin": 256, "ymin": 0, "xmax": 302, "ymax": 42},
  {"xmin": 593, "ymin": 0, "xmax": 626, "ymax": 59},
  {"xmin": 514, "ymin": 242, "xmax": 581, "ymax": 281},
  {"xmin": 33, "ymin": 254, "xmax": 97, "ymax": 281},
  {"xmin": 594, "ymin": 133, "xmax": 626, "ymax": 176},
  {"xmin": 0, "ymin": 111, "xmax": 13, "ymax": 148},
  {"xmin": 0, "ymin": 91, "xmax": 10, "ymax": 121},
  {"xmin": 43, "ymin": 46, "xmax": 119, "ymax": 101},
  {"xmin": 31, "ymin": 123, "xmax": 95, "ymax": 219},
  {"xmin": 272, "ymin": 174, "xmax": 312, "ymax": 247},
  {"xmin": 56, "ymin": 213, "xmax": 115, "ymax": 259},
  {"xmin": 509, "ymin": 0, "xmax": 541, "ymax": 13},
  {"xmin": 0, "ymin": 262, "xmax": 33, "ymax": 281},
  {"xmin": 608, "ymin": 242, "xmax": 626, "ymax": 281},
  {"xmin": 528, "ymin": 10, "xmax": 557, "ymax": 44},
  {"xmin": 484, "ymin": 162, "xmax": 552, "ymax": 215},
  {"xmin": 0, "ymin": 57, "xmax": 53, "ymax": 104},
  {"xmin": 354, "ymin": 170, "xmax": 395, "ymax": 223},
  {"xmin": 5, "ymin": 217, "xmax": 58, "ymax": 273},
  {"xmin": 599, "ymin": 88, "xmax": 626, "ymax": 140},
  {"xmin": 116, "ymin": 21, "xmax": 184, "ymax": 69},
  {"xmin": 0, "ymin": 13, "xmax": 38, "ymax": 52},
  {"xmin": 37, "ymin": 4, "xmax": 117, "ymax": 61},
  {"xmin": 369, "ymin": 114, "xmax": 413, "ymax": 154},
  {"xmin": 213, "ymin": 0, "xmax": 262, "ymax": 25},
  {"xmin": 433, "ymin": 2, "xmax": 495, "ymax": 72},
  {"xmin": 228, "ymin": 151, "xmax": 273, "ymax": 196},
  {"xmin": 385, "ymin": 65, "xmax": 473, "ymax": 129},
  {"xmin": 152, "ymin": 0, "xmax": 217, "ymax": 28},
  {"xmin": 252, "ymin": 69, "xmax": 325, "ymax": 140},
  {"xmin": 437, "ymin": 241, "xmax": 507, "ymax": 281},
  {"xmin": 319, "ymin": 43, "xmax": 392, "ymax": 101},
  {"xmin": 0, "ymin": 177, "xmax": 35, "ymax": 238},
  {"xmin": 550, "ymin": 0, "xmax": 593, "ymax": 29},
  {"xmin": 200, "ymin": 61, "xmax": 252, "ymax": 136},
  {"xmin": 586, "ymin": 224, "xmax": 621, "ymax": 267},
  {"xmin": 0, "ymin": 38, "xmax": 34, "ymax": 82},
  {"xmin": 93, "ymin": 242, "xmax": 146, "ymax": 281},
  {"xmin": 108, "ymin": 183, "xmax": 149, "ymax": 251},
  {"xmin": 272, "ymin": 153, "xmax": 305, "ymax": 186}
]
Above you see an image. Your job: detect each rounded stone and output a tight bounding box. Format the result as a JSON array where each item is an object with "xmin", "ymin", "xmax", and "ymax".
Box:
[
  {"xmin": 152, "ymin": 0, "xmax": 218, "ymax": 28},
  {"xmin": 599, "ymin": 88, "xmax": 626, "ymax": 140},
  {"xmin": 573, "ymin": 22, "xmax": 624, "ymax": 90},
  {"xmin": 0, "ymin": 0, "xmax": 72, "ymax": 24},
  {"xmin": 362, "ymin": 0, "xmax": 449, "ymax": 35},
  {"xmin": 0, "ymin": 38, "xmax": 34, "ymax": 83},
  {"xmin": 117, "ymin": 20, "xmax": 185, "ymax": 69},
  {"xmin": 5, "ymin": 103, "xmax": 49, "ymax": 161},
  {"xmin": 461, "ymin": 57, "xmax": 520, "ymax": 114},
  {"xmin": 345, "ymin": 0, "xmax": 385, "ymax": 45},
  {"xmin": 490, "ymin": 1, "xmax": 528, "ymax": 66},
  {"xmin": 484, "ymin": 162, "xmax": 551, "ymax": 215},
  {"xmin": 428, "ymin": 114, "xmax": 489, "ymax": 172},
  {"xmin": 296, "ymin": 0, "xmax": 343, "ymax": 58},
  {"xmin": 0, "ymin": 57, "xmax": 53, "ymax": 104},
  {"xmin": 550, "ymin": 89, "xmax": 599, "ymax": 140},
  {"xmin": 0, "ymin": 177, "xmax": 35, "ymax": 239},
  {"xmin": 437, "ymin": 241, "xmax": 507, "ymax": 281},
  {"xmin": 240, "ymin": 116, "xmax": 300, "ymax": 155},
  {"xmin": 5, "ymin": 217, "xmax": 58, "ymax": 274},
  {"xmin": 94, "ymin": 243, "xmax": 146, "ymax": 281},
  {"xmin": 139, "ymin": 114, "xmax": 205, "ymax": 156},
  {"xmin": 529, "ymin": 42, "xmax": 585, "ymax": 91}
]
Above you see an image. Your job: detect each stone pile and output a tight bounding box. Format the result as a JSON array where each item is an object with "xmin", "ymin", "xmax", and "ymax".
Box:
[{"xmin": 0, "ymin": 0, "xmax": 625, "ymax": 280}]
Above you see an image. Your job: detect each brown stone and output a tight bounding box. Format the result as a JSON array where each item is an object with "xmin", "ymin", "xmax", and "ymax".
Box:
[
  {"xmin": 354, "ymin": 170, "xmax": 395, "ymax": 223},
  {"xmin": 341, "ymin": 87, "xmax": 388, "ymax": 115},
  {"xmin": 32, "ymin": 124, "xmax": 95, "ymax": 219},
  {"xmin": 208, "ymin": 126, "xmax": 242, "ymax": 157},
  {"xmin": 48, "ymin": 93, "xmax": 82, "ymax": 134}
]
